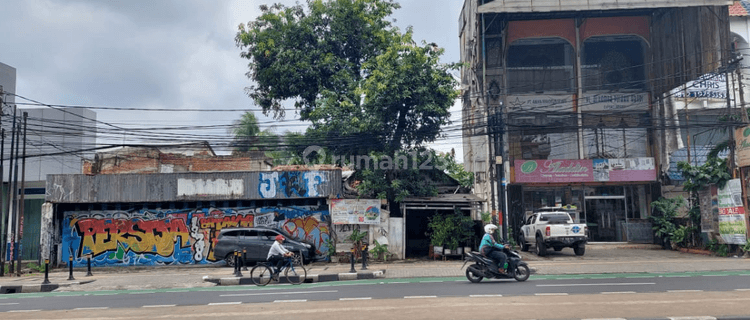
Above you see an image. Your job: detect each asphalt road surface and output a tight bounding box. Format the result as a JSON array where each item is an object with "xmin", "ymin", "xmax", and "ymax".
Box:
[{"xmin": 1, "ymin": 270, "xmax": 750, "ymax": 319}]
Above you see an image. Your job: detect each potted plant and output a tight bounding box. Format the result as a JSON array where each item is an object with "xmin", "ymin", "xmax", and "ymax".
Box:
[{"xmin": 427, "ymin": 214, "xmax": 449, "ymax": 255}]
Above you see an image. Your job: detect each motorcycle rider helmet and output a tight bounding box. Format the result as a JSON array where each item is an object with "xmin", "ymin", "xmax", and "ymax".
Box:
[{"xmin": 484, "ymin": 224, "xmax": 498, "ymax": 234}]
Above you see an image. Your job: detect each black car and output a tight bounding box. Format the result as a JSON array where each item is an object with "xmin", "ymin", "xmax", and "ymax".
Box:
[{"xmin": 213, "ymin": 227, "xmax": 315, "ymax": 266}]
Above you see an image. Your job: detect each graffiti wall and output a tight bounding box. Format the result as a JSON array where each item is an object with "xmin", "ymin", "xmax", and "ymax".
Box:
[{"xmin": 61, "ymin": 206, "xmax": 330, "ymax": 266}]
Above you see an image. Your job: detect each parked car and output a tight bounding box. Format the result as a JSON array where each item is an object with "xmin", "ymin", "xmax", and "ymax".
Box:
[
  {"xmin": 213, "ymin": 227, "xmax": 315, "ymax": 266},
  {"xmin": 518, "ymin": 211, "xmax": 588, "ymax": 256}
]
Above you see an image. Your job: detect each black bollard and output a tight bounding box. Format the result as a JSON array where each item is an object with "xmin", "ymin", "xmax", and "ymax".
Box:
[
  {"xmin": 86, "ymin": 255, "xmax": 93, "ymax": 277},
  {"xmin": 349, "ymin": 251, "xmax": 356, "ymax": 273},
  {"xmin": 67, "ymin": 255, "xmax": 75, "ymax": 281},
  {"xmin": 232, "ymin": 251, "xmax": 238, "ymax": 276},
  {"xmin": 234, "ymin": 251, "xmax": 243, "ymax": 277},
  {"xmin": 42, "ymin": 259, "xmax": 50, "ymax": 285},
  {"xmin": 242, "ymin": 249, "xmax": 248, "ymax": 271},
  {"xmin": 361, "ymin": 245, "xmax": 368, "ymax": 270}
]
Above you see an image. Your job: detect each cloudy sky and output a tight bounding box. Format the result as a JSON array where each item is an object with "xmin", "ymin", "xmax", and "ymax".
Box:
[{"xmin": 0, "ymin": 0, "xmax": 465, "ymax": 161}]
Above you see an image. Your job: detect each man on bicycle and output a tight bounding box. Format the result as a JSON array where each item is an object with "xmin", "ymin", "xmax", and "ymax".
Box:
[{"xmin": 267, "ymin": 235, "xmax": 294, "ymax": 276}]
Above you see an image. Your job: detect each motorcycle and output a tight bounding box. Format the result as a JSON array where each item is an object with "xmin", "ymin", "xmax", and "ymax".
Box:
[{"xmin": 462, "ymin": 247, "xmax": 530, "ymax": 283}]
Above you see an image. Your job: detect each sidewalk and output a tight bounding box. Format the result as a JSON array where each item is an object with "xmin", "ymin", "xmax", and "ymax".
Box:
[{"xmin": 1, "ymin": 244, "xmax": 748, "ymax": 294}]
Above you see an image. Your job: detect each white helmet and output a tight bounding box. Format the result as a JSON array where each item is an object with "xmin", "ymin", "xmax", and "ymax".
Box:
[{"xmin": 484, "ymin": 224, "xmax": 498, "ymax": 234}]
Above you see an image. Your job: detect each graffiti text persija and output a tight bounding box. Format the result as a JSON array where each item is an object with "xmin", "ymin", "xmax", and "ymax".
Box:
[{"xmin": 75, "ymin": 217, "xmax": 191, "ymax": 257}]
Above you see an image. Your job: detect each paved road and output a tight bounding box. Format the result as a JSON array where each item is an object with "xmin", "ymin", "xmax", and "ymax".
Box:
[{"xmin": 1, "ymin": 270, "xmax": 749, "ymax": 314}]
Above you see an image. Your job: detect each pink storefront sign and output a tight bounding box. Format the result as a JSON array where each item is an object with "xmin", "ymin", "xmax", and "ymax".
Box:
[
  {"xmin": 514, "ymin": 160, "xmax": 593, "ymax": 183},
  {"xmin": 514, "ymin": 158, "xmax": 656, "ymax": 183}
]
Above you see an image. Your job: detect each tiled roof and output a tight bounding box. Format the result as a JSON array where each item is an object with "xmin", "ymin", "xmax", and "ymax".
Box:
[{"xmin": 730, "ymin": 1, "xmax": 750, "ymax": 17}]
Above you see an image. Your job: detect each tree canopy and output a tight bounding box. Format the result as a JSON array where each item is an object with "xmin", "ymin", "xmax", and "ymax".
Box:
[
  {"xmin": 235, "ymin": 0, "xmax": 457, "ymax": 156},
  {"xmin": 235, "ymin": 0, "xmax": 460, "ymax": 206}
]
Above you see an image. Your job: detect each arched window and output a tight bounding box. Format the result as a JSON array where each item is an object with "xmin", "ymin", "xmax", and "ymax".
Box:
[
  {"xmin": 507, "ymin": 37, "xmax": 575, "ymax": 94},
  {"xmin": 582, "ymin": 36, "xmax": 647, "ymax": 92}
]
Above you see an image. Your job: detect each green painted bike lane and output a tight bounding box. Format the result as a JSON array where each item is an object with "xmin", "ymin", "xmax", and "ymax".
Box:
[{"xmin": 1, "ymin": 269, "xmax": 748, "ymax": 300}]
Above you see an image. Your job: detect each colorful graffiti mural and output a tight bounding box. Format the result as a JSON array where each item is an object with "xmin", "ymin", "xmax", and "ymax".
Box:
[{"xmin": 62, "ymin": 206, "xmax": 330, "ymax": 266}]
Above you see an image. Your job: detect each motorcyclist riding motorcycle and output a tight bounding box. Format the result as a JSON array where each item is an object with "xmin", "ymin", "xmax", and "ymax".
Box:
[{"xmin": 479, "ymin": 224, "xmax": 507, "ymax": 274}]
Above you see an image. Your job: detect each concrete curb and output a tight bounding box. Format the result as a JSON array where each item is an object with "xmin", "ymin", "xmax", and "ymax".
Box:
[
  {"xmin": 0, "ymin": 284, "xmax": 60, "ymax": 294},
  {"xmin": 206, "ymin": 270, "xmax": 386, "ymax": 286}
]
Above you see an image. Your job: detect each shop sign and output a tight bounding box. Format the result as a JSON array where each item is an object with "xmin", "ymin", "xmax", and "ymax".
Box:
[
  {"xmin": 672, "ymin": 73, "xmax": 727, "ymax": 100},
  {"xmin": 717, "ymin": 179, "xmax": 747, "ymax": 245},
  {"xmin": 330, "ymin": 199, "xmax": 381, "ymax": 225},
  {"xmin": 514, "ymin": 158, "xmax": 656, "ymax": 183},
  {"xmin": 735, "ymin": 126, "xmax": 750, "ymax": 167},
  {"xmin": 580, "ymin": 92, "xmax": 649, "ymax": 111},
  {"xmin": 507, "ymin": 94, "xmax": 574, "ymax": 112}
]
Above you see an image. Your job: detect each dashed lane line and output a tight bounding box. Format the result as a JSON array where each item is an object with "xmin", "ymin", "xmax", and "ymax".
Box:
[
  {"xmin": 0, "ymin": 303, "xmax": 19, "ymax": 306},
  {"xmin": 667, "ymin": 290, "xmax": 703, "ymax": 293},
  {"xmin": 220, "ymin": 290, "xmax": 337, "ymax": 297},
  {"xmin": 143, "ymin": 305, "xmax": 177, "ymax": 308},
  {"xmin": 600, "ymin": 291, "xmax": 636, "ymax": 294},
  {"xmin": 404, "ymin": 296, "xmax": 438, "ymax": 299},
  {"xmin": 6, "ymin": 310, "xmax": 41, "ymax": 313},
  {"xmin": 208, "ymin": 302, "xmax": 242, "ymax": 306},
  {"xmin": 74, "ymin": 307, "xmax": 109, "ymax": 310},
  {"xmin": 735, "ymin": 289, "xmax": 750, "ymax": 291},
  {"xmin": 535, "ymin": 293, "xmax": 569, "ymax": 296},
  {"xmin": 273, "ymin": 300, "xmax": 307, "ymax": 303},
  {"xmin": 470, "ymin": 294, "xmax": 503, "ymax": 298},
  {"xmin": 339, "ymin": 297, "xmax": 372, "ymax": 301},
  {"xmin": 537, "ymin": 282, "xmax": 656, "ymax": 287}
]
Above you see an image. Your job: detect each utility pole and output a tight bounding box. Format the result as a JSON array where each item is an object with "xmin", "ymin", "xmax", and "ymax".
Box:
[
  {"xmin": 0, "ymin": 86, "xmax": 4, "ymax": 277},
  {"xmin": 6, "ymin": 106, "xmax": 16, "ymax": 274},
  {"xmin": 16, "ymin": 112, "xmax": 26, "ymax": 276}
]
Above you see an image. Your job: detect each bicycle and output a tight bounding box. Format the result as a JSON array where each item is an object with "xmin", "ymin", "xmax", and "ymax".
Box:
[{"xmin": 250, "ymin": 254, "xmax": 307, "ymax": 286}]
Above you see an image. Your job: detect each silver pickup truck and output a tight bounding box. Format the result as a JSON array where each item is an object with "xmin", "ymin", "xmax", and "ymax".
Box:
[{"xmin": 518, "ymin": 211, "xmax": 587, "ymax": 256}]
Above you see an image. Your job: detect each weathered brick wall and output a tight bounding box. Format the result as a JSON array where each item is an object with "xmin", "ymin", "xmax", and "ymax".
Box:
[{"xmin": 83, "ymin": 150, "xmax": 270, "ymax": 174}]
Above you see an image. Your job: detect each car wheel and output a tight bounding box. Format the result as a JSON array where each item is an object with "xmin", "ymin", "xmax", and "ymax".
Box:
[
  {"xmin": 535, "ymin": 235, "xmax": 547, "ymax": 257},
  {"xmin": 574, "ymin": 243, "xmax": 585, "ymax": 256},
  {"xmin": 519, "ymin": 233, "xmax": 529, "ymax": 252},
  {"xmin": 224, "ymin": 254, "xmax": 235, "ymax": 267}
]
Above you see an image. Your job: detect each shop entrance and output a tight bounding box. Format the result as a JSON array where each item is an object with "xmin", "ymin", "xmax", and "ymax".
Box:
[{"xmin": 584, "ymin": 197, "xmax": 626, "ymax": 241}]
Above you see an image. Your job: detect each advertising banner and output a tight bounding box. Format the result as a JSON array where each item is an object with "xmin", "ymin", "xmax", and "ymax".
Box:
[
  {"xmin": 717, "ymin": 179, "xmax": 748, "ymax": 244},
  {"xmin": 736, "ymin": 126, "xmax": 750, "ymax": 167},
  {"xmin": 514, "ymin": 158, "xmax": 656, "ymax": 183},
  {"xmin": 580, "ymin": 92, "xmax": 649, "ymax": 111},
  {"xmin": 331, "ymin": 199, "xmax": 382, "ymax": 225},
  {"xmin": 507, "ymin": 94, "xmax": 574, "ymax": 112}
]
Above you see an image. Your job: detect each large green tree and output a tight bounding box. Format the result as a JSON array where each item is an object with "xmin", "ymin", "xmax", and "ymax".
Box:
[{"xmin": 235, "ymin": 0, "xmax": 458, "ymax": 205}]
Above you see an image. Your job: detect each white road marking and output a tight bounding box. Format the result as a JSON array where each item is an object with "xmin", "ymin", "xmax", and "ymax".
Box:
[
  {"xmin": 583, "ymin": 318, "xmax": 626, "ymax": 320},
  {"xmin": 668, "ymin": 317, "xmax": 717, "ymax": 320},
  {"xmin": 667, "ymin": 290, "xmax": 703, "ymax": 293},
  {"xmin": 404, "ymin": 296, "xmax": 438, "ymax": 299},
  {"xmin": 470, "ymin": 294, "xmax": 503, "ymax": 298},
  {"xmin": 535, "ymin": 293, "xmax": 568, "ymax": 296},
  {"xmin": 537, "ymin": 282, "xmax": 655, "ymax": 287},
  {"xmin": 143, "ymin": 305, "xmax": 176, "ymax": 308},
  {"xmin": 735, "ymin": 289, "xmax": 750, "ymax": 291},
  {"xmin": 221, "ymin": 290, "xmax": 337, "ymax": 297},
  {"xmin": 208, "ymin": 302, "xmax": 242, "ymax": 306},
  {"xmin": 0, "ymin": 303, "xmax": 19, "ymax": 306},
  {"xmin": 273, "ymin": 300, "xmax": 307, "ymax": 303},
  {"xmin": 600, "ymin": 291, "xmax": 636, "ymax": 294},
  {"xmin": 7, "ymin": 310, "xmax": 41, "ymax": 313},
  {"xmin": 74, "ymin": 307, "xmax": 109, "ymax": 310},
  {"xmin": 340, "ymin": 297, "xmax": 372, "ymax": 301}
]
